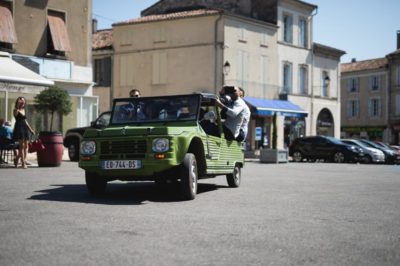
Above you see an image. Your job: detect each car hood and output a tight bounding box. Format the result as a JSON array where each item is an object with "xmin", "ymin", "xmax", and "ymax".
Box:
[{"xmin": 84, "ymin": 125, "xmax": 198, "ymax": 138}]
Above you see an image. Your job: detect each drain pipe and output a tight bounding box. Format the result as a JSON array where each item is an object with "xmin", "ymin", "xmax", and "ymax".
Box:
[
  {"xmin": 214, "ymin": 13, "xmax": 223, "ymax": 94},
  {"xmin": 310, "ymin": 7, "xmax": 318, "ymax": 135}
]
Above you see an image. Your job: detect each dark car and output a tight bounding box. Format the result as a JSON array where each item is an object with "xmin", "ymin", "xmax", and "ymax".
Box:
[
  {"xmin": 289, "ymin": 135, "xmax": 364, "ymax": 163},
  {"xmin": 357, "ymin": 139, "xmax": 399, "ymax": 164},
  {"xmin": 63, "ymin": 111, "xmax": 111, "ymax": 161}
]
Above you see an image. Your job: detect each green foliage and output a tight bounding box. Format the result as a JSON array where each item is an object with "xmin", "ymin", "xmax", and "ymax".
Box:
[
  {"xmin": 34, "ymin": 86, "xmax": 72, "ymax": 131},
  {"xmin": 272, "ymin": 112, "xmax": 277, "ymax": 149}
]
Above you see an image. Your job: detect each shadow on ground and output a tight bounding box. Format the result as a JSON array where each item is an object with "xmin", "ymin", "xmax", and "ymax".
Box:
[{"xmin": 28, "ymin": 181, "xmax": 228, "ymax": 205}]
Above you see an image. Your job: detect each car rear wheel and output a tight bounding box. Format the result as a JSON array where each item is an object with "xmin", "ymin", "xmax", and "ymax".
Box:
[
  {"xmin": 332, "ymin": 152, "xmax": 345, "ymax": 163},
  {"xmin": 68, "ymin": 139, "xmax": 80, "ymax": 161},
  {"xmin": 180, "ymin": 153, "xmax": 198, "ymax": 200},
  {"xmin": 85, "ymin": 171, "xmax": 107, "ymax": 196},
  {"xmin": 226, "ymin": 165, "xmax": 241, "ymax": 187},
  {"xmin": 292, "ymin": 151, "xmax": 303, "ymax": 162}
]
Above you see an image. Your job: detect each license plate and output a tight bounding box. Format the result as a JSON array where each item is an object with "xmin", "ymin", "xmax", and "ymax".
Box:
[{"xmin": 101, "ymin": 160, "xmax": 141, "ymax": 169}]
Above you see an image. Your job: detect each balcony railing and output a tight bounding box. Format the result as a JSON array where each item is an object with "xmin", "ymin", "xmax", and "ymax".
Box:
[{"xmin": 12, "ymin": 54, "xmax": 71, "ymax": 80}]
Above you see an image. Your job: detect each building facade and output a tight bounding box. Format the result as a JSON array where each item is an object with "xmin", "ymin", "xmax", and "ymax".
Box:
[
  {"xmin": 0, "ymin": 0, "xmax": 95, "ymax": 133},
  {"xmin": 341, "ymin": 32, "xmax": 400, "ymax": 145}
]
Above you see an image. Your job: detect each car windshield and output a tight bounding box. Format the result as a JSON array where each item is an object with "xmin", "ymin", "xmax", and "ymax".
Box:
[
  {"xmin": 359, "ymin": 139, "xmax": 381, "ymax": 149},
  {"xmin": 325, "ymin": 136, "xmax": 343, "ymax": 145},
  {"xmin": 343, "ymin": 139, "xmax": 367, "ymax": 148},
  {"xmin": 110, "ymin": 95, "xmax": 200, "ymax": 125}
]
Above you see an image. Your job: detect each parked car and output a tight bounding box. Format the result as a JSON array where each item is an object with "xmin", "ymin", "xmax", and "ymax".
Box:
[
  {"xmin": 356, "ymin": 139, "xmax": 399, "ymax": 164},
  {"xmin": 63, "ymin": 111, "xmax": 111, "ymax": 161},
  {"xmin": 289, "ymin": 135, "xmax": 364, "ymax": 163},
  {"xmin": 78, "ymin": 93, "xmax": 245, "ymax": 200},
  {"xmin": 341, "ymin": 139, "xmax": 385, "ymax": 164},
  {"xmin": 374, "ymin": 141, "xmax": 400, "ymax": 156}
]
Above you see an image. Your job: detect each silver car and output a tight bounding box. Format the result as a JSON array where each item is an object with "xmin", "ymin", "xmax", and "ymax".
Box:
[{"xmin": 342, "ymin": 139, "xmax": 385, "ymax": 163}]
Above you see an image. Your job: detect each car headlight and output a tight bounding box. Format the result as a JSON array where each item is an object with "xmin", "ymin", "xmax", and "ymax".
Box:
[
  {"xmin": 80, "ymin": 141, "xmax": 96, "ymax": 155},
  {"xmin": 152, "ymin": 138, "xmax": 169, "ymax": 152}
]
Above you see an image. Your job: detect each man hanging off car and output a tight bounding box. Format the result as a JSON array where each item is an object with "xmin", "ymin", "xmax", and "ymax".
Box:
[{"xmin": 216, "ymin": 86, "xmax": 250, "ymax": 142}]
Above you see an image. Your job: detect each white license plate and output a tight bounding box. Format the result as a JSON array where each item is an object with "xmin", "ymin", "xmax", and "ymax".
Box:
[{"xmin": 101, "ymin": 160, "xmax": 141, "ymax": 169}]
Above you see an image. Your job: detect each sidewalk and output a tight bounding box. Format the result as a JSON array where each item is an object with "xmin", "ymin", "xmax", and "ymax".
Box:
[{"xmin": 0, "ymin": 148, "xmax": 69, "ymax": 168}]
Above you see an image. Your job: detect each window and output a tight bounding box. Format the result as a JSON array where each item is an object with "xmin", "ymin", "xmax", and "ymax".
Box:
[
  {"xmin": 299, "ymin": 65, "xmax": 308, "ymax": 94},
  {"xmin": 47, "ymin": 10, "xmax": 71, "ymax": 56},
  {"xmin": 396, "ymin": 94, "xmax": 400, "ymax": 115},
  {"xmin": 299, "ymin": 18, "xmax": 307, "ymax": 48},
  {"xmin": 94, "ymin": 57, "xmax": 111, "ymax": 87},
  {"xmin": 260, "ymin": 32, "xmax": 268, "ymax": 47},
  {"xmin": 283, "ymin": 14, "xmax": 293, "ymax": 43},
  {"xmin": 322, "ymin": 71, "xmax": 329, "ymax": 97},
  {"xmin": 368, "ymin": 98, "xmax": 381, "ymax": 117},
  {"xmin": 347, "ymin": 100, "xmax": 359, "ymax": 118},
  {"xmin": 152, "ymin": 52, "xmax": 167, "ymax": 85},
  {"xmin": 260, "ymin": 55, "xmax": 268, "ymax": 88},
  {"xmin": 283, "ymin": 62, "xmax": 292, "ymax": 93},
  {"xmin": 239, "ymin": 26, "xmax": 247, "ymax": 42},
  {"xmin": 0, "ymin": 1, "xmax": 18, "ymax": 50},
  {"xmin": 368, "ymin": 75, "xmax": 381, "ymax": 91},
  {"xmin": 347, "ymin": 78, "xmax": 359, "ymax": 92},
  {"xmin": 397, "ymin": 65, "xmax": 400, "ymax": 86},
  {"xmin": 237, "ymin": 50, "xmax": 249, "ymax": 88}
]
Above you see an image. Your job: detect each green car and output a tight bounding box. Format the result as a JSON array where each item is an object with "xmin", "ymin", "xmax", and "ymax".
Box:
[{"xmin": 79, "ymin": 93, "xmax": 244, "ymax": 200}]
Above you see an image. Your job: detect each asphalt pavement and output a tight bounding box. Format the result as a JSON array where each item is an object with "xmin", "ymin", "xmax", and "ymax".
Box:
[{"xmin": 0, "ymin": 160, "xmax": 400, "ymax": 266}]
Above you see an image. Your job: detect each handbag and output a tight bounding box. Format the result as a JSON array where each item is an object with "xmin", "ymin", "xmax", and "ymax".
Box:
[{"xmin": 28, "ymin": 139, "xmax": 45, "ymax": 153}]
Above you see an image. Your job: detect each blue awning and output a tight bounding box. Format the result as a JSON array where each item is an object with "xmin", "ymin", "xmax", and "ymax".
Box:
[{"xmin": 244, "ymin": 97, "xmax": 308, "ymax": 118}]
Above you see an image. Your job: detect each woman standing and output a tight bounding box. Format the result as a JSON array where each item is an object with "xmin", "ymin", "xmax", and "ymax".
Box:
[{"xmin": 13, "ymin": 97, "xmax": 35, "ymax": 168}]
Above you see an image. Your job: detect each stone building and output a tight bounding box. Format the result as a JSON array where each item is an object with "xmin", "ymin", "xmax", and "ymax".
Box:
[{"xmin": 0, "ymin": 0, "xmax": 95, "ymax": 132}]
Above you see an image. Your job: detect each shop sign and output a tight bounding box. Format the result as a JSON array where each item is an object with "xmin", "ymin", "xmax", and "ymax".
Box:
[{"xmin": 255, "ymin": 127, "xmax": 262, "ymax": 141}]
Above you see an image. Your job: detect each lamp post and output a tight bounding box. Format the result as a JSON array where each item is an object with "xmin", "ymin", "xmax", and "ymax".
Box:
[{"xmin": 223, "ymin": 61, "xmax": 230, "ymax": 85}]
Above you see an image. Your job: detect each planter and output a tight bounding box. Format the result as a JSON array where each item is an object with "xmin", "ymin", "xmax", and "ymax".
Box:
[
  {"xmin": 37, "ymin": 131, "xmax": 64, "ymax": 167},
  {"xmin": 260, "ymin": 149, "xmax": 288, "ymax": 163}
]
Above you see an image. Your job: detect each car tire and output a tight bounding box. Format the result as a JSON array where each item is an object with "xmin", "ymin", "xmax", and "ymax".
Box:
[
  {"xmin": 68, "ymin": 139, "xmax": 80, "ymax": 162},
  {"xmin": 292, "ymin": 151, "xmax": 303, "ymax": 162},
  {"xmin": 85, "ymin": 171, "xmax": 107, "ymax": 196},
  {"xmin": 332, "ymin": 152, "xmax": 345, "ymax": 163},
  {"xmin": 180, "ymin": 153, "xmax": 198, "ymax": 200},
  {"xmin": 363, "ymin": 155, "xmax": 372, "ymax": 164},
  {"xmin": 226, "ymin": 165, "xmax": 241, "ymax": 188}
]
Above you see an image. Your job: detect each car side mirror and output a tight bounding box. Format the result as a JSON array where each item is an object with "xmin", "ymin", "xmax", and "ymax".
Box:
[{"xmin": 92, "ymin": 118, "xmax": 107, "ymax": 129}]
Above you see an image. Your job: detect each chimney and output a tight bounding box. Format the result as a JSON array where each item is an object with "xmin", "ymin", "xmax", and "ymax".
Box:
[
  {"xmin": 351, "ymin": 58, "xmax": 357, "ymax": 63},
  {"xmin": 397, "ymin": 30, "xmax": 400, "ymax": 49},
  {"xmin": 92, "ymin": 18, "xmax": 98, "ymax": 33}
]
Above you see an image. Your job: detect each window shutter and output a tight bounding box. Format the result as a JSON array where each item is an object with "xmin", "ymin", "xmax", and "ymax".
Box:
[
  {"xmin": 346, "ymin": 101, "xmax": 351, "ymax": 117},
  {"xmin": 368, "ymin": 99, "xmax": 372, "ymax": 117}
]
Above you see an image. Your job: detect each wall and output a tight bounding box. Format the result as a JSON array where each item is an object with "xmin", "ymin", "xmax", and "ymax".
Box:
[{"xmin": 13, "ymin": 0, "xmax": 92, "ymax": 67}]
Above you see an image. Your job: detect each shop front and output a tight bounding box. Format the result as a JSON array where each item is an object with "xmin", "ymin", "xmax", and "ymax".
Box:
[
  {"xmin": 244, "ymin": 97, "xmax": 308, "ymax": 153},
  {"xmin": 341, "ymin": 126, "xmax": 386, "ymax": 141}
]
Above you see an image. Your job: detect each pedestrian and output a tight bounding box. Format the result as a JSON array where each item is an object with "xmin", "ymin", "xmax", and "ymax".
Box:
[
  {"xmin": 13, "ymin": 97, "xmax": 35, "ymax": 169},
  {"xmin": 0, "ymin": 119, "xmax": 19, "ymax": 162}
]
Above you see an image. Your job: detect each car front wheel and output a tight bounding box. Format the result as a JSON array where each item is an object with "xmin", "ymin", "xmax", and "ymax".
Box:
[
  {"xmin": 180, "ymin": 153, "xmax": 198, "ymax": 200},
  {"xmin": 68, "ymin": 139, "xmax": 80, "ymax": 161},
  {"xmin": 332, "ymin": 152, "xmax": 345, "ymax": 163},
  {"xmin": 85, "ymin": 171, "xmax": 107, "ymax": 196}
]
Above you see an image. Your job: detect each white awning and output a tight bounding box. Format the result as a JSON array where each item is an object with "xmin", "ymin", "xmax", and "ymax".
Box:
[{"xmin": 0, "ymin": 52, "xmax": 54, "ymax": 86}]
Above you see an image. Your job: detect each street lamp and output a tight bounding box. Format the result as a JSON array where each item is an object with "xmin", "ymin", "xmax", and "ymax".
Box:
[{"xmin": 223, "ymin": 61, "xmax": 231, "ymax": 76}]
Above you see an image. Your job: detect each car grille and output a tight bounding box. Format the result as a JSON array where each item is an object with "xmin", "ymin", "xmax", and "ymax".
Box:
[{"xmin": 99, "ymin": 140, "xmax": 147, "ymax": 159}]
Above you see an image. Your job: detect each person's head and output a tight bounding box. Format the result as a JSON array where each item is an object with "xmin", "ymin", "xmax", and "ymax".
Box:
[
  {"xmin": 15, "ymin": 97, "xmax": 26, "ymax": 109},
  {"xmin": 4, "ymin": 121, "xmax": 11, "ymax": 127},
  {"xmin": 129, "ymin": 89, "xmax": 141, "ymax": 98},
  {"xmin": 238, "ymin": 87, "xmax": 245, "ymax": 98}
]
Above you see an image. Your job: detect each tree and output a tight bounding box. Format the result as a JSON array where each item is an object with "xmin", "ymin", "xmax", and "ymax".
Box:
[
  {"xmin": 34, "ymin": 86, "xmax": 72, "ymax": 132},
  {"xmin": 272, "ymin": 112, "xmax": 277, "ymax": 149}
]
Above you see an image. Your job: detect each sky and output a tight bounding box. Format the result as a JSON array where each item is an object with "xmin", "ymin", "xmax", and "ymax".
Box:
[{"xmin": 93, "ymin": 0, "xmax": 400, "ymax": 63}]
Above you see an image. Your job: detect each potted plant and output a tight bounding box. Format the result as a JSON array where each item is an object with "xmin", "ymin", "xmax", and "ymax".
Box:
[
  {"xmin": 260, "ymin": 113, "xmax": 288, "ymax": 163},
  {"xmin": 34, "ymin": 86, "xmax": 72, "ymax": 167}
]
